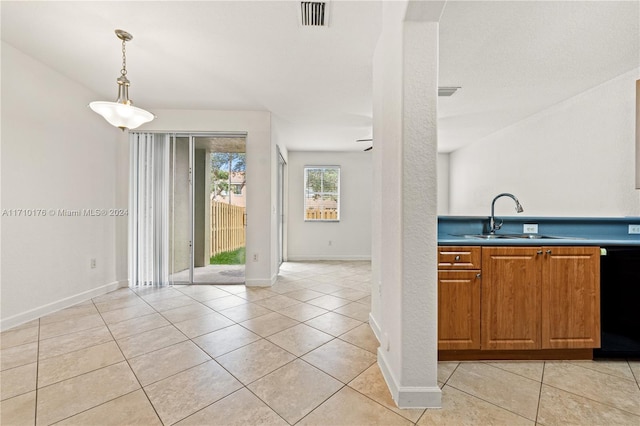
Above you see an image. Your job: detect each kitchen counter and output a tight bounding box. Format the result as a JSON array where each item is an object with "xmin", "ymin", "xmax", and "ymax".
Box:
[{"xmin": 438, "ymin": 216, "xmax": 640, "ymax": 246}]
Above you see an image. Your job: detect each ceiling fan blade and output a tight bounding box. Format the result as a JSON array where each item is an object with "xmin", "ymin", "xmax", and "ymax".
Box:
[
  {"xmin": 356, "ymin": 138, "xmax": 373, "ymax": 142},
  {"xmin": 364, "ymin": 146, "xmax": 373, "ymax": 151}
]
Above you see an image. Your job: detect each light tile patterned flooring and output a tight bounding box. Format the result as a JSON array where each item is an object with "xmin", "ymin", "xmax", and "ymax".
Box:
[{"xmin": 1, "ymin": 261, "xmax": 640, "ymax": 425}]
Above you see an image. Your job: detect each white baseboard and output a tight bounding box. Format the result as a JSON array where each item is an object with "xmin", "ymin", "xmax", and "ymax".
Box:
[
  {"xmin": 0, "ymin": 280, "xmax": 124, "ymax": 331},
  {"xmin": 377, "ymin": 349, "xmax": 442, "ymax": 409},
  {"xmin": 369, "ymin": 312, "xmax": 382, "ymax": 343},
  {"xmin": 286, "ymin": 255, "xmax": 371, "ymax": 261}
]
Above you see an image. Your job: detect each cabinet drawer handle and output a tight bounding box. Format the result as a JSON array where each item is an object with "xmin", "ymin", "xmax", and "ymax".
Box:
[
  {"xmin": 546, "ymin": 249, "xmax": 552, "ymax": 254},
  {"xmin": 454, "ymin": 255, "xmax": 461, "ymax": 261}
]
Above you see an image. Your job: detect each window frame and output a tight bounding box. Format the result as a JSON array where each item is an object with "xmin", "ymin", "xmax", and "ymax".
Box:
[{"xmin": 303, "ymin": 166, "xmax": 340, "ymax": 222}]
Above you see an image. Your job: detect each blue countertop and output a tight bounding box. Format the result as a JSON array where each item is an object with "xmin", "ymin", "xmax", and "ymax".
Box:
[{"xmin": 438, "ymin": 216, "xmax": 640, "ymax": 246}]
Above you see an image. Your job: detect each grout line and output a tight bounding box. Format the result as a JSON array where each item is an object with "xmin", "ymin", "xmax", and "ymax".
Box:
[
  {"xmin": 442, "ymin": 361, "xmax": 462, "ymax": 387},
  {"xmin": 535, "ymin": 361, "xmax": 546, "ymax": 424},
  {"xmin": 540, "ymin": 380, "xmax": 640, "ymax": 418},
  {"xmin": 33, "ymin": 318, "xmax": 40, "ymax": 425},
  {"xmin": 36, "ymin": 313, "xmax": 108, "ymax": 342},
  {"xmin": 35, "ymin": 342, "xmax": 126, "ymax": 389},
  {"xmin": 105, "ymin": 314, "xmax": 169, "ymax": 340},
  {"xmin": 49, "ymin": 389, "xmax": 145, "ymax": 425},
  {"xmin": 193, "ymin": 340, "xmax": 304, "ymax": 424},
  {"xmin": 175, "ymin": 280, "xmax": 368, "ymax": 424},
  {"xmin": 347, "ymin": 378, "xmax": 425, "ymax": 424},
  {"xmin": 444, "ymin": 383, "xmax": 538, "ymax": 423},
  {"xmin": 91, "ymin": 297, "xmax": 165, "ymax": 425},
  {"xmin": 412, "ymin": 361, "xmax": 459, "ymax": 423},
  {"xmin": 564, "ymin": 359, "xmax": 639, "ymax": 382},
  {"xmin": 111, "ymin": 286, "xmax": 255, "ymax": 424},
  {"xmin": 29, "ymin": 296, "xmax": 162, "ymax": 425},
  {"xmin": 290, "ymin": 383, "xmax": 349, "ymax": 426},
  {"xmin": 171, "ymin": 289, "xmax": 325, "ymax": 423},
  {"xmin": 480, "ymin": 361, "xmax": 543, "ymax": 384},
  {"xmin": 628, "ymin": 358, "xmax": 640, "ymax": 391}
]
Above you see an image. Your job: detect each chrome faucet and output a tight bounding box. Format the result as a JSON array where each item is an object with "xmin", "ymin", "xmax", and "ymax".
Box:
[{"xmin": 489, "ymin": 193, "xmax": 524, "ymax": 234}]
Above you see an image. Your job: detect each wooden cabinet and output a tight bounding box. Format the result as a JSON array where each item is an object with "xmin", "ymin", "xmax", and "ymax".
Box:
[
  {"xmin": 481, "ymin": 246, "xmax": 600, "ymax": 351},
  {"xmin": 438, "ymin": 270, "xmax": 481, "ymax": 349},
  {"xmin": 541, "ymin": 246, "xmax": 601, "ymax": 349},
  {"xmin": 438, "ymin": 247, "xmax": 481, "ymax": 350},
  {"xmin": 481, "ymin": 247, "xmax": 541, "ymax": 350}
]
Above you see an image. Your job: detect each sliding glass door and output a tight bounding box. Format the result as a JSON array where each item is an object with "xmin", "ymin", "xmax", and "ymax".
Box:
[
  {"xmin": 168, "ymin": 135, "xmax": 193, "ymax": 284},
  {"xmin": 195, "ymin": 136, "xmax": 246, "ymax": 284},
  {"xmin": 130, "ymin": 132, "xmax": 247, "ymax": 286}
]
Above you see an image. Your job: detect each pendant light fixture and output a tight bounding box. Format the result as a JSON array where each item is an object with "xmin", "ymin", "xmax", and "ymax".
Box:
[{"xmin": 90, "ymin": 29, "xmax": 154, "ymax": 130}]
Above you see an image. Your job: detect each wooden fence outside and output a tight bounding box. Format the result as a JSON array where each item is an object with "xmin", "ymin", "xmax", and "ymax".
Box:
[
  {"xmin": 210, "ymin": 201, "xmax": 246, "ymax": 257},
  {"xmin": 305, "ymin": 208, "xmax": 338, "ymax": 220}
]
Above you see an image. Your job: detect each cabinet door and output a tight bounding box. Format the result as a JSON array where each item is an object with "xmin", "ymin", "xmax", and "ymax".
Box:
[
  {"xmin": 438, "ymin": 270, "xmax": 481, "ymax": 350},
  {"xmin": 482, "ymin": 247, "xmax": 542, "ymax": 350},
  {"xmin": 541, "ymin": 246, "xmax": 601, "ymax": 349}
]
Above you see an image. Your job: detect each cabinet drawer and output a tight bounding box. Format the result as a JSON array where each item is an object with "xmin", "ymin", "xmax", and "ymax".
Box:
[{"xmin": 438, "ymin": 246, "xmax": 481, "ymax": 269}]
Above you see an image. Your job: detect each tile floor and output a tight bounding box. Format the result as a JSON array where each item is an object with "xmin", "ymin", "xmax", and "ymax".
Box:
[{"xmin": 1, "ymin": 261, "xmax": 640, "ymax": 425}]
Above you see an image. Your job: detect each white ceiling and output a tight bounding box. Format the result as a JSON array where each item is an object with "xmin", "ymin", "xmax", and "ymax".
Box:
[
  {"xmin": 1, "ymin": 1, "xmax": 638, "ymax": 153},
  {"xmin": 438, "ymin": 0, "xmax": 640, "ymax": 152}
]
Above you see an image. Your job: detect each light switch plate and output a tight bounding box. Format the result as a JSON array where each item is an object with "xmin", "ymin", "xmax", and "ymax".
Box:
[
  {"xmin": 523, "ymin": 223, "xmax": 538, "ymax": 234},
  {"xmin": 629, "ymin": 224, "xmax": 640, "ymax": 234}
]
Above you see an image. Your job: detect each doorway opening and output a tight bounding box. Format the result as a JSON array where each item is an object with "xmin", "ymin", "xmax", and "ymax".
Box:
[
  {"xmin": 277, "ymin": 146, "xmax": 286, "ymax": 266},
  {"xmin": 168, "ymin": 134, "xmax": 247, "ymax": 285}
]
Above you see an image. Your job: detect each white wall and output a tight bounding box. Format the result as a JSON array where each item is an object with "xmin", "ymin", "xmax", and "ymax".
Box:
[
  {"xmin": 1, "ymin": 42, "xmax": 127, "ymax": 329},
  {"xmin": 287, "ymin": 151, "xmax": 372, "ymax": 261},
  {"xmin": 136, "ymin": 109, "xmax": 277, "ymax": 286},
  {"xmin": 449, "ymin": 68, "xmax": 640, "ymax": 217},
  {"xmin": 371, "ymin": 0, "xmax": 441, "ymax": 408},
  {"xmin": 437, "ymin": 153, "xmax": 449, "ymax": 214}
]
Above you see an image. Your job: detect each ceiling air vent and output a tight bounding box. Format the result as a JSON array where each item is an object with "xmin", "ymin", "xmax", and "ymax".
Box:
[{"xmin": 300, "ymin": 1, "xmax": 329, "ymax": 27}]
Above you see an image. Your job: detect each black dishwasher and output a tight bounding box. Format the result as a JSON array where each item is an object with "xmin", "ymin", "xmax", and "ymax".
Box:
[{"xmin": 594, "ymin": 246, "xmax": 640, "ymax": 358}]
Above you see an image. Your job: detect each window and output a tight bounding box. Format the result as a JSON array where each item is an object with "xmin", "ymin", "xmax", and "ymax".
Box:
[
  {"xmin": 231, "ymin": 184, "xmax": 243, "ymax": 195},
  {"xmin": 304, "ymin": 166, "xmax": 340, "ymax": 221}
]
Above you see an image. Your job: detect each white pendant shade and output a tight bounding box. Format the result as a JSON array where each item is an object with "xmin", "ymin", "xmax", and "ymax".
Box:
[
  {"xmin": 90, "ymin": 30, "xmax": 154, "ymax": 131},
  {"xmin": 90, "ymin": 101, "xmax": 154, "ymax": 130}
]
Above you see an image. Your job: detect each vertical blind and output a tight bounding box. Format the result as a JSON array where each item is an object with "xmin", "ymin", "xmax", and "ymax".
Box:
[{"xmin": 129, "ymin": 132, "xmax": 170, "ymax": 286}]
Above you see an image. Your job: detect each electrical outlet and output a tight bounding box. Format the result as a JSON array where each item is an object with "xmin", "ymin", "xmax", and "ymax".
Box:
[
  {"xmin": 629, "ymin": 224, "xmax": 640, "ymax": 234},
  {"xmin": 523, "ymin": 223, "xmax": 538, "ymax": 234},
  {"xmin": 252, "ymin": 253, "xmax": 259, "ymax": 262},
  {"xmin": 90, "ymin": 258, "xmax": 97, "ymax": 269}
]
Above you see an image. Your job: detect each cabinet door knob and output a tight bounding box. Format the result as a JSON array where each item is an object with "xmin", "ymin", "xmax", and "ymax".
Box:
[
  {"xmin": 476, "ymin": 273, "xmax": 481, "ymax": 278},
  {"xmin": 546, "ymin": 249, "xmax": 552, "ymax": 254},
  {"xmin": 537, "ymin": 250, "xmax": 543, "ymax": 255},
  {"xmin": 454, "ymin": 255, "xmax": 460, "ymax": 261}
]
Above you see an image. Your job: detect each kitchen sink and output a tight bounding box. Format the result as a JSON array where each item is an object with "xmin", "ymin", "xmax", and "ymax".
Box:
[
  {"xmin": 458, "ymin": 234, "xmax": 513, "ymax": 239},
  {"xmin": 454, "ymin": 234, "xmax": 577, "ymax": 240}
]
